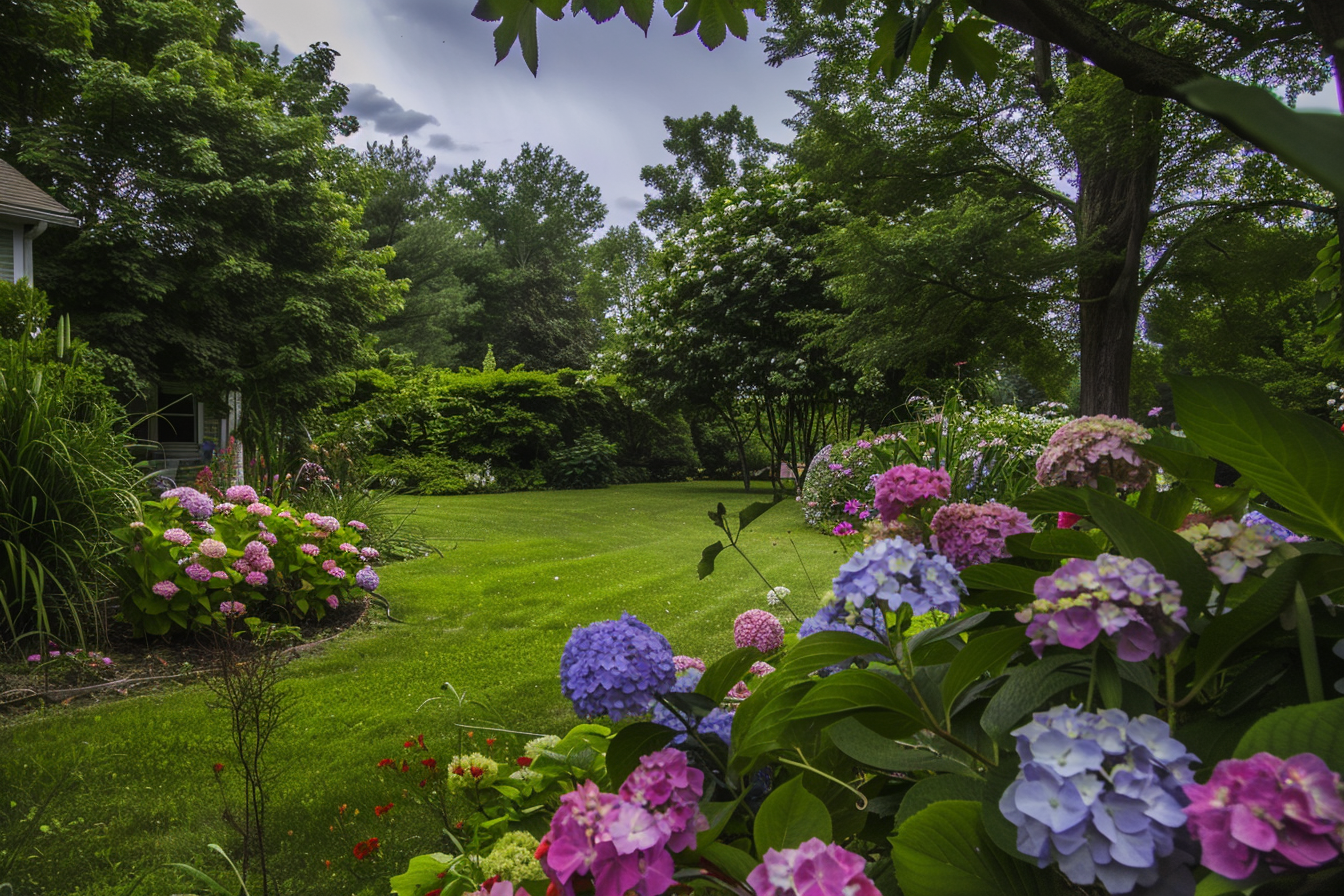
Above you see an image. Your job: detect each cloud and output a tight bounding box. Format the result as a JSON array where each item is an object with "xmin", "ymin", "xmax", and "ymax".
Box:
[
  {"xmin": 239, "ymin": 16, "xmax": 297, "ymax": 63},
  {"xmin": 427, "ymin": 133, "xmax": 478, "ymax": 152},
  {"xmin": 344, "ymin": 83, "xmax": 440, "ymax": 135},
  {"xmin": 612, "ymin": 196, "xmax": 641, "ymax": 211}
]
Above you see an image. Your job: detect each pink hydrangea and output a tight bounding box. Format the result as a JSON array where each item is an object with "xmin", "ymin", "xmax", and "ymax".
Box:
[
  {"xmin": 672, "ymin": 655, "xmax": 705, "ymax": 672},
  {"xmin": 750, "ymin": 661, "xmax": 775, "ymax": 677},
  {"xmin": 199, "ymin": 539, "xmax": 227, "ymax": 559},
  {"xmin": 1185, "ymin": 752, "xmax": 1344, "ymax": 879},
  {"xmin": 540, "ymin": 780, "xmax": 676, "ymax": 896},
  {"xmin": 339, "ymin": 542, "xmax": 358, "ymax": 553},
  {"xmin": 360, "ymin": 547, "xmax": 380, "ymax": 561},
  {"xmin": 163, "ymin": 528, "xmax": 192, "ymax": 547},
  {"xmin": 326, "ymin": 595, "xmax": 339, "ymax": 610},
  {"xmin": 244, "ymin": 571, "xmax": 268, "ymax": 587},
  {"xmin": 219, "ymin": 601, "xmax": 247, "ymax": 617},
  {"xmin": 734, "ymin": 610, "xmax": 784, "ymax": 653},
  {"xmin": 224, "ymin": 485, "xmax": 258, "ymax": 504},
  {"xmin": 930, "ymin": 502, "xmax": 1035, "ymax": 569},
  {"xmin": 245, "ymin": 502, "xmax": 272, "ymax": 517},
  {"xmin": 326, "ymin": 566, "xmax": 346, "ymax": 579},
  {"xmin": 213, "ymin": 502, "xmax": 236, "ymax": 514},
  {"xmin": 242, "ymin": 541, "xmax": 274, "ymax": 572},
  {"xmin": 872, "ymin": 465, "xmax": 951, "ymax": 523},
  {"xmin": 211, "ymin": 570, "xmax": 229, "ymax": 579},
  {"xmin": 347, "ymin": 520, "xmax": 368, "ymax": 531},
  {"xmin": 259, "ymin": 531, "xmax": 277, "ymax": 546},
  {"xmin": 300, "ymin": 543, "xmax": 321, "ymax": 556},
  {"xmin": 727, "ymin": 681, "xmax": 752, "ymax": 701},
  {"xmin": 321, "ymin": 558, "xmax": 337, "ymax": 571},
  {"xmin": 277, "ymin": 510, "xmax": 293, "ymax": 520},
  {"xmin": 152, "ymin": 580, "xmax": 179, "ymax": 599},
  {"xmin": 1035, "ymin": 415, "xmax": 1153, "ymax": 491},
  {"xmin": 184, "ymin": 563, "xmax": 212, "ymax": 583},
  {"xmin": 746, "ymin": 838, "xmax": 881, "ymax": 896}
]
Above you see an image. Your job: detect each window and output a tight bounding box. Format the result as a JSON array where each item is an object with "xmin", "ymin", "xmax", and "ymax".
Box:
[
  {"xmin": 0, "ymin": 228, "xmax": 13, "ymax": 281},
  {"xmin": 156, "ymin": 389, "xmax": 197, "ymax": 443}
]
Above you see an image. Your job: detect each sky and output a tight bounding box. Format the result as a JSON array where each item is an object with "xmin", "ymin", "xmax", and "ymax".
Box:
[{"xmin": 238, "ymin": 2, "xmax": 813, "ymax": 228}]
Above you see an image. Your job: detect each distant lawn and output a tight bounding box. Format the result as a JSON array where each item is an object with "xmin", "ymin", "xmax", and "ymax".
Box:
[{"xmin": 0, "ymin": 482, "xmax": 843, "ymax": 896}]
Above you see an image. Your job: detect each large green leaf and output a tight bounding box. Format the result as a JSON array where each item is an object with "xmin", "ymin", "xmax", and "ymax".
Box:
[
  {"xmin": 1026, "ymin": 529, "xmax": 1101, "ymax": 559},
  {"xmin": 604, "ymin": 721, "xmax": 676, "ymax": 787},
  {"xmin": 891, "ymin": 801, "xmax": 1068, "ymax": 896},
  {"xmin": 754, "ymin": 776, "xmax": 833, "ymax": 854},
  {"xmin": 1082, "ymin": 489, "xmax": 1216, "ymax": 610},
  {"xmin": 697, "ymin": 540, "xmax": 725, "ymax": 579},
  {"xmin": 981, "ymin": 655, "xmax": 1088, "ymax": 741},
  {"xmin": 1178, "ymin": 78, "xmax": 1344, "ymax": 196},
  {"xmin": 1169, "ymin": 375, "xmax": 1344, "ymax": 542},
  {"xmin": 942, "ymin": 627, "xmax": 1027, "ymax": 711},
  {"xmin": 789, "ymin": 669, "xmax": 924, "ymax": 724},
  {"xmin": 894, "ymin": 775, "xmax": 986, "ymax": 826},
  {"xmin": 959, "ymin": 564, "xmax": 1042, "ymax": 595},
  {"xmin": 1234, "ymin": 698, "xmax": 1344, "ymax": 773},
  {"xmin": 908, "ymin": 611, "xmax": 993, "ymax": 652},
  {"xmin": 1013, "ymin": 486, "xmax": 1088, "ymax": 517},
  {"xmin": 700, "ymin": 842, "xmax": 759, "ymax": 884},
  {"xmin": 779, "ymin": 631, "xmax": 891, "ymax": 678},
  {"xmin": 827, "ymin": 716, "xmax": 974, "ymax": 774},
  {"xmin": 1136, "ymin": 430, "xmax": 1217, "ymax": 482},
  {"xmin": 1190, "ymin": 557, "xmax": 1302, "ymax": 700},
  {"xmin": 697, "ymin": 646, "xmax": 764, "ymax": 704}
]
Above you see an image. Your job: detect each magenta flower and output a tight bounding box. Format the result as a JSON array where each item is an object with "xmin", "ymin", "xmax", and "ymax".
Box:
[
  {"xmin": 326, "ymin": 566, "xmax": 346, "ymax": 579},
  {"xmin": 832, "ymin": 521, "xmax": 855, "ymax": 536},
  {"xmin": 326, "ymin": 595, "xmax": 339, "ymax": 610},
  {"xmin": 1184, "ymin": 752, "xmax": 1344, "ymax": 879},
  {"xmin": 842, "ymin": 499, "xmax": 862, "ymax": 515},
  {"xmin": 244, "ymin": 571, "xmax": 268, "ymax": 587},
  {"xmin": 929, "ymin": 502, "xmax": 1034, "ymax": 569},
  {"xmin": 245, "ymin": 502, "xmax": 272, "ymax": 517},
  {"xmin": 747, "ymin": 838, "xmax": 881, "ymax": 896},
  {"xmin": 184, "ymin": 563, "xmax": 212, "ymax": 583},
  {"xmin": 162, "ymin": 528, "xmax": 192, "ymax": 547},
  {"xmin": 872, "ymin": 464, "xmax": 951, "ymax": 523},
  {"xmin": 672, "ymin": 655, "xmax": 705, "ymax": 672},
  {"xmin": 727, "ymin": 680, "xmax": 752, "ymax": 700},
  {"xmin": 1035, "ymin": 415, "xmax": 1153, "ymax": 492},
  {"xmin": 300, "ymin": 543, "xmax": 320, "ymax": 556},
  {"xmin": 540, "ymin": 780, "xmax": 675, "ymax": 896},
  {"xmin": 1057, "ymin": 511, "xmax": 1081, "ymax": 529},
  {"xmin": 750, "ymin": 661, "xmax": 775, "ymax": 677},
  {"xmin": 1018, "ymin": 554, "xmax": 1188, "ymax": 661},
  {"xmin": 734, "ymin": 609, "xmax": 784, "ymax": 653},
  {"xmin": 618, "ymin": 747, "xmax": 708, "ymax": 852},
  {"xmin": 339, "ymin": 542, "xmax": 358, "ymax": 553},
  {"xmin": 26, "ymin": 654, "xmax": 41, "ymax": 663},
  {"xmin": 347, "ymin": 520, "xmax": 368, "ymax": 531},
  {"xmin": 152, "ymin": 580, "xmax": 179, "ymax": 599},
  {"xmin": 224, "ymin": 485, "xmax": 258, "ymax": 504}
]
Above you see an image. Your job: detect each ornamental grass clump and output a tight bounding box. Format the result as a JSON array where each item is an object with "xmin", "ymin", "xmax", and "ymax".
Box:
[
  {"xmin": 1018, "ymin": 555, "xmax": 1189, "ymax": 661},
  {"xmin": 929, "ymin": 501, "xmax": 1034, "ymax": 569},
  {"xmin": 1000, "ymin": 706, "xmax": 1199, "ymax": 895},
  {"xmin": 560, "ymin": 613, "xmax": 676, "ymax": 721},
  {"xmin": 1035, "ymin": 415, "xmax": 1153, "ymax": 491},
  {"xmin": 1184, "ymin": 752, "xmax": 1344, "ymax": 878}
]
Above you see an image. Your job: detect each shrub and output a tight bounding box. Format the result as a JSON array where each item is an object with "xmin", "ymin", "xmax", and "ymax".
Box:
[{"xmin": 545, "ymin": 431, "xmax": 617, "ymax": 489}]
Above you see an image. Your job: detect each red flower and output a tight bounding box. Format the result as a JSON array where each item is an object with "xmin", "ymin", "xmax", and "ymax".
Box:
[
  {"xmin": 419, "ymin": 779, "xmax": 427, "ymax": 788},
  {"xmin": 516, "ymin": 756, "xmax": 533, "ymax": 767},
  {"xmin": 351, "ymin": 837, "xmax": 380, "ymax": 860},
  {"xmin": 452, "ymin": 765, "xmax": 466, "ymax": 776},
  {"xmin": 212, "ymin": 763, "xmax": 224, "ymax": 774},
  {"xmin": 374, "ymin": 802, "xmax": 393, "ymax": 817},
  {"xmin": 403, "ymin": 740, "xmax": 414, "ymax": 748},
  {"xmin": 399, "ymin": 760, "xmax": 409, "ymax": 772},
  {"xmin": 376, "ymin": 758, "xmax": 395, "ymax": 768},
  {"xmin": 469, "ymin": 765, "xmax": 484, "ymax": 779},
  {"xmin": 535, "ymin": 836, "xmax": 550, "ymax": 860},
  {"xmin": 416, "ymin": 733, "xmax": 425, "ymax": 749},
  {"xmin": 421, "ymin": 757, "xmax": 437, "ymax": 769},
  {"xmin": 486, "ymin": 737, "xmax": 496, "ymax": 747},
  {"xmin": 424, "ymin": 890, "xmax": 442, "ymax": 896}
]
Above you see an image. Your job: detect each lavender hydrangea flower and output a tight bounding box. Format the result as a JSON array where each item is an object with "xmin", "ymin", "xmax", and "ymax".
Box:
[
  {"xmin": 1241, "ymin": 510, "xmax": 1310, "ymax": 543},
  {"xmin": 242, "ymin": 540, "xmax": 274, "ymax": 572},
  {"xmin": 225, "ymin": 485, "xmax": 258, "ymax": 504},
  {"xmin": 184, "ymin": 563, "xmax": 212, "ymax": 583},
  {"xmin": 219, "ymin": 601, "xmax": 247, "ymax": 617},
  {"xmin": 832, "ymin": 537, "xmax": 964, "ymax": 617},
  {"xmin": 672, "ymin": 655, "xmax": 705, "ymax": 672},
  {"xmin": 798, "ymin": 602, "xmax": 888, "ymax": 675},
  {"xmin": 1035, "ymin": 415, "xmax": 1153, "ymax": 492},
  {"xmin": 160, "ymin": 486, "xmax": 214, "ymax": 519},
  {"xmin": 355, "ymin": 566, "xmax": 379, "ymax": 591},
  {"xmin": 650, "ymin": 669, "xmax": 734, "ymax": 746},
  {"xmin": 747, "ymin": 838, "xmax": 881, "ymax": 896},
  {"xmin": 1018, "ymin": 555, "xmax": 1188, "ymax": 661},
  {"xmin": 244, "ymin": 571, "xmax": 267, "ymax": 587},
  {"xmin": 1184, "ymin": 752, "xmax": 1344, "ymax": 879},
  {"xmin": 560, "ymin": 613, "xmax": 675, "ymax": 721},
  {"xmin": 930, "ymin": 502, "xmax": 1035, "ymax": 569},
  {"xmin": 300, "ymin": 543, "xmax": 320, "ymax": 556},
  {"xmin": 1000, "ymin": 706, "xmax": 1198, "ymax": 895},
  {"xmin": 1178, "ymin": 519, "xmax": 1282, "ymax": 584},
  {"xmin": 326, "ymin": 595, "xmax": 339, "ymax": 610},
  {"xmin": 152, "ymin": 580, "xmax": 179, "ymax": 599}
]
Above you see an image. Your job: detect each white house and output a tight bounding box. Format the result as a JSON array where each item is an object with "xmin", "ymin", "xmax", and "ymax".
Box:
[{"xmin": 0, "ymin": 158, "xmax": 77, "ymax": 283}]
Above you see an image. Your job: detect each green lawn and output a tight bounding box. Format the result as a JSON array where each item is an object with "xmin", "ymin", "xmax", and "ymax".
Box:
[{"xmin": 0, "ymin": 482, "xmax": 844, "ymax": 896}]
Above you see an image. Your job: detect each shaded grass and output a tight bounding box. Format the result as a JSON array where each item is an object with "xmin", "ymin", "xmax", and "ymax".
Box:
[{"xmin": 0, "ymin": 482, "xmax": 845, "ymax": 895}]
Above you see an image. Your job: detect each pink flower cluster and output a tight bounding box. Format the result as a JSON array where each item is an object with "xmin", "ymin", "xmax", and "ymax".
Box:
[
  {"xmin": 303, "ymin": 512, "xmax": 340, "ymax": 533},
  {"xmin": 152, "ymin": 580, "xmax": 179, "ymax": 599},
  {"xmin": 1185, "ymin": 752, "xmax": 1344, "ymax": 879},
  {"xmin": 539, "ymin": 748, "xmax": 707, "ymax": 896},
  {"xmin": 734, "ymin": 609, "xmax": 784, "ymax": 653},
  {"xmin": 300, "ymin": 543, "xmax": 320, "ymax": 556},
  {"xmin": 219, "ymin": 601, "xmax": 247, "ymax": 617},
  {"xmin": 930, "ymin": 502, "xmax": 1034, "ymax": 569},
  {"xmin": 200, "ymin": 538, "xmax": 227, "ymax": 559},
  {"xmin": 747, "ymin": 837, "xmax": 881, "ymax": 896},
  {"xmin": 1034, "ymin": 415, "xmax": 1153, "ymax": 492},
  {"xmin": 162, "ymin": 527, "xmax": 192, "ymax": 547},
  {"xmin": 245, "ymin": 502, "xmax": 272, "ymax": 517},
  {"xmin": 872, "ymin": 465, "xmax": 951, "ymax": 523},
  {"xmin": 672, "ymin": 655, "xmax": 705, "ymax": 672},
  {"xmin": 224, "ymin": 485, "xmax": 258, "ymax": 504}
]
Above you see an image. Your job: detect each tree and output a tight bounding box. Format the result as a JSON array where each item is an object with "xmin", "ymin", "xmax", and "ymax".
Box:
[
  {"xmin": 576, "ymin": 222, "xmax": 655, "ymax": 333},
  {"xmin": 638, "ymin": 106, "xmax": 782, "ymax": 231},
  {"xmin": 0, "ymin": 0, "xmax": 403, "ymax": 425}
]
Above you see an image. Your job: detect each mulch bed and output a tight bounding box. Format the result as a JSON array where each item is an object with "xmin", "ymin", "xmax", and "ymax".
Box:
[{"xmin": 0, "ymin": 598, "xmax": 372, "ymax": 719}]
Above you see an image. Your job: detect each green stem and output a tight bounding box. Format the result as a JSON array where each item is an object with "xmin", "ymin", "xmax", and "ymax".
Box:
[
  {"xmin": 654, "ymin": 695, "xmax": 735, "ymax": 785},
  {"xmin": 1294, "ymin": 585, "xmax": 1325, "ymax": 703},
  {"xmin": 1085, "ymin": 643, "xmax": 1099, "ymax": 713},
  {"xmin": 1165, "ymin": 654, "xmax": 1179, "ymax": 731},
  {"xmin": 729, "ymin": 539, "xmax": 801, "ymax": 623}
]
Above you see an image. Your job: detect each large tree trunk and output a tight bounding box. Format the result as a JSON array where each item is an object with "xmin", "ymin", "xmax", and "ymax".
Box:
[{"xmin": 1067, "ymin": 75, "xmax": 1164, "ymax": 416}]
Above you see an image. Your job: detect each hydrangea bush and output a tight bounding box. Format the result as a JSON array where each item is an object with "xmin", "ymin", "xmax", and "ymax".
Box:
[{"xmin": 116, "ymin": 486, "xmax": 380, "ymax": 635}]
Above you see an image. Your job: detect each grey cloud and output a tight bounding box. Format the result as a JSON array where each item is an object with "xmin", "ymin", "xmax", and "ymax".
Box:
[
  {"xmin": 613, "ymin": 196, "xmax": 641, "ymax": 211},
  {"xmin": 427, "ymin": 133, "xmax": 478, "ymax": 152},
  {"xmin": 344, "ymin": 83, "xmax": 440, "ymax": 135},
  {"xmin": 239, "ymin": 17, "xmax": 296, "ymax": 63}
]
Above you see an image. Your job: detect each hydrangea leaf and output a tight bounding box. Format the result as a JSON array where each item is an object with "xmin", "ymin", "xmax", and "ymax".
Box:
[
  {"xmin": 942, "ymin": 627, "xmax": 1028, "ymax": 712},
  {"xmin": 891, "ymin": 800, "xmax": 1068, "ymax": 896},
  {"xmin": 697, "ymin": 645, "xmax": 763, "ymax": 704},
  {"xmin": 1013, "ymin": 486, "xmax": 1089, "ymax": 517},
  {"xmin": 907, "ymin": 610, "xmax": 994, "ymax": 653},
  {"xmin": 1082, "ymin": 489, "xmax": 1216, "ymax": 611},
  {"xmin": 980, "ymin": 655, "xmax": 1089, "ymax": 742},
  {"xmin": 1234, "ymin": 697, "xmax": 1344, "ymax": 773},
  {"xmin": 696, "ymin": 540, "xmax": 725, "ymax": 579},
  {"xmin": 778, "ymin": 631, "xmax": 895, "ymax": 679},
  {"xmin": 699, "ymin": 842, "xmax": 759, "ymax": 884},
  {"xmin": 604, "ymin": 721, "xmax": 676, "ymax": 787},
  {"xmin": 754, "ymin": 775, "xmax": 833, "ymax": 854},
  {"xmin": 1190, "ymin": 556, "xmax": 1304, "ymax": 700},
  {"xmin": 788, "ymin": 669, "xmax": 924, "ymax": 725},
  {"xmin": 894, "ymin": 775, "xmax": 986, "ymax": 827},
  {"xmin": 959, "ymin": 563, "xmax": 1043, "ymax": 595},
  {"xmin": 827, "ymin": 716, "xmax": 976, "ymax": 775}
]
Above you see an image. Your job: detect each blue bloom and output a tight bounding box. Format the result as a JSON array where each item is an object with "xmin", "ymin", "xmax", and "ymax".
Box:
[
  {"xmin": 354, "ymin": 566, "xmax": 379, "ymax": 591},
  {"xmin": 652, "ymin": 669, "xmax": 733, "ymax": 746},
  {"xmin": 798, "ymin": 602, "xmax": 888, "ymax": 674},
  {"xmin": 832, "ymin": 537, "xmax": 964, "ymax": 617},
  {"xmin": 560, "ymin": 613, "xmax": 675, "ymax": 721},
  {"xmin": 1000, "ymin": 706, "xmax": 1198, "ymax": 895},
  {"xmin": 1241, "ymin": 510, "xmax": 1308, "ymax": 543}
]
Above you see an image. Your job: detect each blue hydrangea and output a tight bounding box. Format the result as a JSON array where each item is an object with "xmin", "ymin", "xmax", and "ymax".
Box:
[
  {"xmin": 354, "ymin": 566, "xmax": 379, "ymax": 591},
  {"xmin": 832, "ymin": 537, "xmax": 964, "ymax": 616},
  {"xmin": 798, "ymin": 601, "xmax": 888, "ymax": 675},
  {"xmin": 560, "ymin": 613, "xmax": 675, "ymax": 721},
  {"xmin": 1241, "ymin": 510, "xmax": 1307, "ymax": 543},
  {"xmin": 652, "ymin": 669, "xmax": 734, "ymax": 747},
  {"xmin": 999, "ymin": 706, "xmax": 1198, "ymax": 895}
]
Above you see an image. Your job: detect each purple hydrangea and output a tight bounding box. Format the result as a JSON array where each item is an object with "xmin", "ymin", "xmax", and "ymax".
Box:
[
  {"xmin": 872, "ymin": 464, "xmax": 951, "ymax": 523},
  {"xmin": 540, "ymin": 780, "xmax": 675, "ymax": 896},
  {"xmin": 360, "ymin": 547, "xmax": 380, "ymax": 561},
  {"xmin": 355, "ymin": 566, "xmax": 379, "ymax": 591},
  {"xmin": 160, "ymin": 486, "xmax": 214, "ymax": 519},
  {"xmin": 1184, "ymin": 752, "xmax": 1344, "ymax": 879},
  {"xmin": 618, "ymin": 747, "xmax": 709, "ymax": 853},
  {"xmin": 747, "ymin": 838, "xmax": 881, "ymax": 896},
  {"xmin": 339, "ymin": 542, "xmax": 358, "ymax": 553},
  {"xmin": 560, "ymin": 613, "xmax": 675, "ymax": 721},
  {"xmin": 734, "ymin": 609, "xmax": 784, "ymax": 652},
  {"xmin": 191, "ymin": 520, "xmax": 215, "ymax": 535},
  {"xmin": 300, "ymin": 543, "xmax": 320, "ymax": 556},
  {"xmin": 213, "ymin": 502, "xmax": 236, "ymax": 514},
  {"xmin": 244, "ymin": 571, "xmax": 268, "ymax": 587},
  {"xmin": 1035, "ymin": 415, "xmax": 1153, "ymax": 492},
  {"xmin": 184, "ymin": 563, "xmax": 212, "ymax": 583},
  {"xmin": 798, "ymin": 602, "xmax": 888, "ymax": 675},
  {"xmin": 259, "ymin": 530, "xmax": 277, "ymax": 546},
  {"xmin": 326, "ymin": 566, "xmax": 346, "ymax": 579},
  {"xmin": 219, "ymin": 601, "xmax": 247, "ymax": 617},
  {"xmin": 832, "ymin": 537, "xmax": 964, "ymax": 617},
  {"xmin": 1178, "ymin": 519, "xmax": 1281, "ymax": 584},
  {"xmin": 326, "ymin": 595, "xmax": 340, "ymax": 610},
  {"xmin": 672, "ymin": 655, "xmax": 705, "ymax": 672},
  {"xmin": 152, "ymin": 580, "xmax": 179, "ymax": 599},
  {"xmin": 1018, "ymin": 555, "xmax": 1188, "ymax": 662},
  {"xmin": 245, "ymin": 502, "xmax": 272, "ymax": 517},
  {"xmin": 1241, "ymin": 510, "xmax": 1310, "ymax": 543},
  {"xmin": 930, "ymin": 502, "xmax": 1035, "ymax": 569},
  {"xmin": 1000, "ymin": 706, "xmax": 1198, "ymax": 895},
  {"xmin": 224, "ymin": 485, "xmax": 258, "ymax": 504},
  {"xmin": 650, "ymin": 670, "xmax": 735, "ymax": 746}
]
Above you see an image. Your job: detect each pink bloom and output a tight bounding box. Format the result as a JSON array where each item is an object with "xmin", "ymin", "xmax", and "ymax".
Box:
[
  {"xmin": 219, "ymin": 601, "xmax": 247, "ymax": 617},
  {"xmin": 212, "ymin": 502, "xmax": 236, "ymax": 514},
  {"xmin": 162, "ymin": 528, "xmax": 192, "ymax": 547},
  {"xmin": 727, "ymin": 681, "xmax": 752, "ymax": 701},
  {"xmin": 672, "ymin": 655, "xmax": 706, "ymax": 673},
  {"xmin": 300, "ymin": 543, "xmax": 320, "ymax": 556},
  {"xmin": 321, "ymin": 559, "xmax": 337, "ymax": 572},
  {"xmin": 360, "ymin": 547, "xmax": 380, "ymax": 561},
  {"xmin": 326, "ymin": 595, "xmax": 339, "ymax": 610},
  {"xmin": 26, "ymin": 654, "xmax": 41, "ymax": 662},
  {"xmin": 326, "ymin": 566, "xmax": 346, "ymax": 579},
  {"xmin": 1057, "ymin": 511, "xmax": 1081, "ymax": 529},
  {"xmin": 152, "ymin": 580, "xmax": 179, "ymax": 599},
  {"xmin": 831, "ymin": 522, "xmax": 855, "ymax": 537},
  {"xmin": 750, "ymin": 661, "xmax": 775, "ymax": 677},
  {"xmin": 734, "ymin": 610, "xmax": 784, "ymax": 653},
  {"xmin": 1035, "ymin": 415, "xmax": 1153, "ymax": 492},
  {"xmin": 339, "ymin": 542, "xmax": 358, "ymax": 554},
  {"xmin": 245, "ymin": 502, "xmax": 272, "ymax": 517},
  {"xmin": 929, "ymin": 502, "xmax": 1034, "ymax": 569},
  {"xmin": 872, "ymin": 465, "xmax": 951, "ymax": 523},
  {"xmin": 747, "ymin": 838, "xmax": 881, "ymax": 896},
  {"xmin": 244, "ymin": 571, "xmax": 268, "ymax": 587},
  {"xmin": 259, "ymin": 531, "xmax": 277, "ymax": 546},
  {"xmin": 199, "ymin": 538, "xmax": 227, "ymax": 559},
  {"xmin": 347, "ymin": 520, "xmax": 368, "ymax": 531},
  {"xmin": 224, "ymin": 485, "xmax": 258, "ymax": 504},
  {"xmin": 129, "ymin": 520, "xmax": 146, "ymax": 529},
  {"xmin": 211, "ymin": 570, "xmax": 229, "ymax": 579},
  {"xmin": 185, "ymin": 563, "xmax": 212, "ymax": 583},
  {"xmin": 277, "ymin": 510, "xmax": 293, "ymax": 519}
]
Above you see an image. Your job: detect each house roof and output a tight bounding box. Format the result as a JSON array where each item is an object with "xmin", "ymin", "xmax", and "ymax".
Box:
[{"xmin": 0, "ymin": 159, "xmax": 77, "ymax": 227}]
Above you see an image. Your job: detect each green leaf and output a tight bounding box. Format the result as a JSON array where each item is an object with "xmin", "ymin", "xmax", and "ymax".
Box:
[
  {"xmin": 959, "ymin": 564, "xmax": 1041, "ymax": 595},
  {"xmin": 1094, "ymin": 649, "xmax": 1123, "ymax": 710},
  {"xmin": 695, "ymin": 0, "xmax": 726, "ymax": 48},
  {"xmin": 696, "ymin": 796, "xmax": 743, "ymax": 849},
  {"xmin": 697, "ymin": 540, "xmax": 725, "ymax": 579},
  {"xmin": 754, "ymin": 776, "xmax": 832, "ymax": 854},
  {"xmin": 981, "ymin": 655, "xmax": 1089, "ymax": 741},
  {"xmin": 1082, "ymin": 489, "xmax": 1216, "ymax": 609},
  {"xmin": 1178, "ymin": 78, "xmax": 1344, "ymax": 196},
  {"xmin": 942, "ymin": 627, "xmax": 1028, "ymax": 711},
  {"xmin": 1013, "ymin": 487, "xmax": 1088, "ymax": 516},
  {"xmin": 1135, "ymin": 481, "xmax": 1196, "ymax": 532},
  {"xmin": 697, "ymin": 646, "xmax": 764, "ymax": 703},
  {"xmin": 390, "ymin": 853, "xmax": 457, "ymax": 896},
  {"xmin": 908, "ymin": 611, "xmax": 993, "ymax": 652},
  {"xmin": 700, "ymin": 842, "xmax": 759, "ymax": 883},
  {"xmin": 1135, "ymin": 430, "xmax": 1216, "ymax": 482},
  {"xmin": 1169, "ymin": 375, "xmax": 1344, "ymax": 543},
  {"xmin": 827, "ymin": 716, "xmax": 974, "ymax": 774},
  {"xmin": 891, "ymin": 801, "xmax": 1068, "ymax": 896},
  {"xmin": 738, "ymin": 495, "xmax": 782, "ymax": 531},
  {"xmin": 894, "ymin": 775, "xmax": 986, "ymax": 826},
  {"xmin": 1029, "ymin": 529, "xmax": 1101, "ymax": 559},
  {"xmin": 605, "ymin": 722, "xmax": 675, "ymax": 787},
  {"xmin": 1234, "ymin": 698, "xmax": 1344, "ymax": 772},
  {"xmin": 1189, "ymin": 556, "xmax": 1302, "ymax": 701},
  {"xmin": 779, "ymin": 631, "xmax": 890, "ymax": 678},
  {"xmin": 789, "ymin": 669, "xmax": 924, "ymax": 724}
]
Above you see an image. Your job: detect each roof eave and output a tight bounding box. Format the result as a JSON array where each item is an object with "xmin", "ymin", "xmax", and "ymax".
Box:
[{"xmin": 0, "ymin": 202, "xmax": 79, "ymax": 228}]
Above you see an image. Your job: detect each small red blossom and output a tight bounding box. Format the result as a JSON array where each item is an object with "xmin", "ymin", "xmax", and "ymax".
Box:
[
  {"xmin": 376, "ymin": 758, "xmax": 395, "ymax": 768},
  {"xmin": 469, "ymin": 765, "xmax": 485, "ymax": 779},
  {"xmin": 399, "ymin": 760, "xmax": 409, "ymax": 772},
  {"xmin": 486, "ymin": 737, "xmax": 496, "ymax": 746},
  {"xmin": 403, "ymin": 740, "xmax": 414, "ymax": 748},
  {"xmin": 424, "ymin": 890, "xmax": 442, "ymax": 896},
  {"xmin": 351, "ymin": 837, "xmax": 380, "ymax": 861},
  {"xmin": 416, "ymin": 733, "xmax": 425, "ymax": 749},
  {"xmin": 374, "ymin": 802, "xmax": 394, "ymax": 817},
  {"xmin": 466, "ymin": 730, "xmax": 474, "ymax": 738},
  {"xmin": 535, "ymin": 836, "xmax": 550, "ymax": 860},
  {"xmin": 419, "ymin": 779, "xmax": 427, "ymax": 788},
  {"xmin": 212, "ymin": 763, "xmax": 224, "ymax": 774},
  {"xmin": 338, "ymin": 804, "xmax": 347, "ymax": 815},
  {"xmin": 452, "ymin": 765, "xmax": 466, "ymax": 776},
  {"xmin": 454, "ymin": 821, "xmax": 465, "ymax": 830},
  {"xmin": 324, "ymin": 860, "xmax": 330, "ymax": 869},
  {"xmin": 516, "ymin": 756, "xmax": 533, "ymax": 767},
  {"xmin": 421, "ymin": 757, "xmax": 437, "ymax": 769}
]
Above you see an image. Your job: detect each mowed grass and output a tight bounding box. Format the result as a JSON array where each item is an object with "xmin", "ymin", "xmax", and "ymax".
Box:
[{"xmin": 0, "ymin": 482, "xmax": 844, "ymax": 896}]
